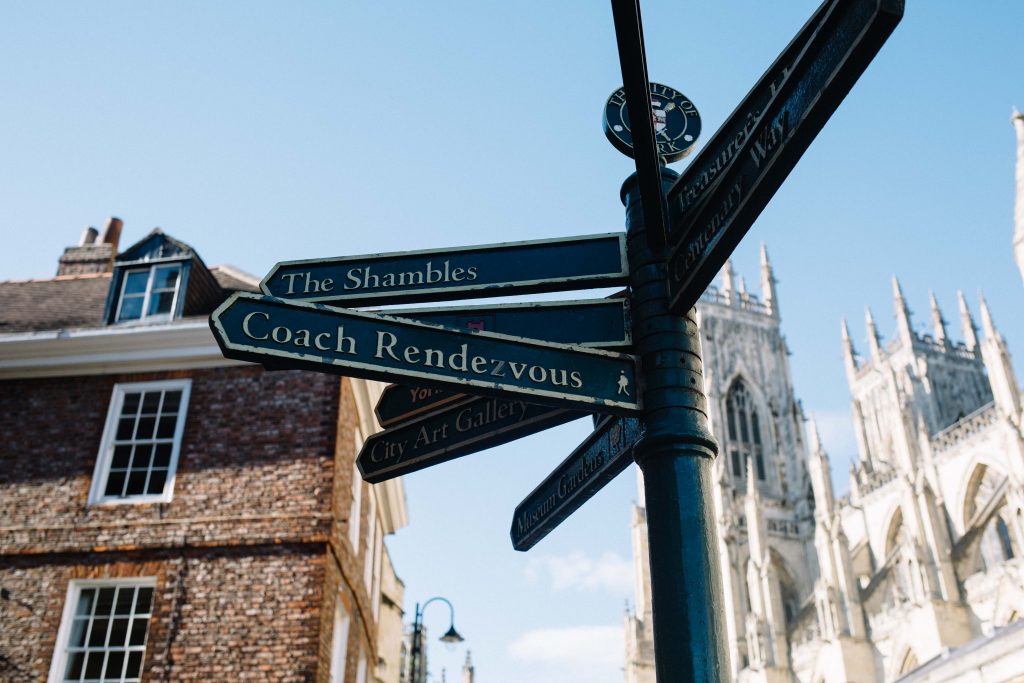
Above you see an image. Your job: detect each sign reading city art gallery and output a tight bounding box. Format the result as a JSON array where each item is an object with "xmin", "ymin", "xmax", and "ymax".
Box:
[
  {"xmin": 359, "ymin": 395, "xmax": 581, "ymax": 483},
  {"xmin": 511, "ymin": 415, "xmax": 644, "ymax": 551},
  {"xmin": 261, "ymin": 233, "xmax": 628, "ymax": 306},
  {"xmin": 210, "ymin": 292, "xmax": 641, "ymax": 414},
  {"xmin": 665, "ymin": 0, "xmax": 903, "ymax": 313}
]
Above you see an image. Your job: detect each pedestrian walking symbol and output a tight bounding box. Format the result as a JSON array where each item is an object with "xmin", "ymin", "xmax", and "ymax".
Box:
[{"xmin": 617, "ymin": 370, "xmax": 630, "ymax": 396}]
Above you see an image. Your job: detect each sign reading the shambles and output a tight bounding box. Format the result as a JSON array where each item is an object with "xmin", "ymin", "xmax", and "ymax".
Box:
[
  {"xmin": 261, "ymin": 233, "xmax": 628, "ymax": 306},
  {"xmin": 210, "ymin": 292, "xmax": 641, "ymax": 414},
  {"xmin": 358, "ymin": 395, "xmax": 581, "ymax": 483},
  {"xmin": 511, "ymin": 415, "xmax": 644, "ymax": 551}
]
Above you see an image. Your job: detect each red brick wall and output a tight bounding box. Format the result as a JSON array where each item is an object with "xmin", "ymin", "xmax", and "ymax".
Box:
[
  {"xmin": 0, "ymin": 366, "xmax": 384, "ymax": 681},
  {"xmin": 0, "ymin": 545, "xmax": 324, "ymax": 682},
  {"xmin": 0, "ymin": 366, "xmax": 337, "ymax": 554}
]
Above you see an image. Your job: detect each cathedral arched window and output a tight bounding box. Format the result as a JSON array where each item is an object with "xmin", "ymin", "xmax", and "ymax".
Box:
[
  {"xmin": 980, "ymin": 515, "xmax": 1016, "ymax": 571},
  {"xmin": 725, "ymin": 379, "xmax": 765, "ymax": 481}
]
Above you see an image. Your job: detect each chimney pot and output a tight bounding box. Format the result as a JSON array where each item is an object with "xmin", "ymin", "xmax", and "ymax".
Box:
[
  {"xmin": 79, "ymin": 226, "xmax": 99, "ymax": 246},
  {"xmin": 99, "ymin": 216, "xmax": 123, "ymax": 251}
]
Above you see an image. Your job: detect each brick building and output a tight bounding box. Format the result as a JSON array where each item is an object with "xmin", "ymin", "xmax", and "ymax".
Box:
[{"xmin": 0, "ymin": 219, "xmax": 408, "ymax": 682}]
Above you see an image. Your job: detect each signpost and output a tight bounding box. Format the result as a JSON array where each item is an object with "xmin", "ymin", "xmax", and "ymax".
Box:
[
  {"xmin": 511, "ymin": 415, "xmax": 643, "ymax": 551},
  {"xmin": 211, "ymin": 292, "xmax": 641, "ymax": 415},
  {"xmin": 208, "ymin": 1, "xmax": 902, "ymax": 680},
  {"xmin": 260, "ymin": 233, "xmax": 627, "ymax": 306},
  {"xmin": 359, "ymin": 395, "xmax": 582, "ymax": 483}
]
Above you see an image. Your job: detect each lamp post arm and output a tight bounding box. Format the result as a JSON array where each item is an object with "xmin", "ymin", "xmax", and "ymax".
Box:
[
  {"xmin": 409, "ymin": 597, "xmax": 459, "ymax": 683},
  {"xmin": 420, "ymin": 596, "xmax": 457, "ymax": 628}
]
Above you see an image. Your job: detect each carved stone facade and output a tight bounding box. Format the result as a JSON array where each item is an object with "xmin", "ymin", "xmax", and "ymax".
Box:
[{"xmin": 625, "ymin": 117, "xmax": 1024, "ymax": 682}]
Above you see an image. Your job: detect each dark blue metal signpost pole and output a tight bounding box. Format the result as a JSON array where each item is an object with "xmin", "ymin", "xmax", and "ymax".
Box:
[{"xmin": 624, "ymin": 168, "xmax": 728, "ymax": 682}]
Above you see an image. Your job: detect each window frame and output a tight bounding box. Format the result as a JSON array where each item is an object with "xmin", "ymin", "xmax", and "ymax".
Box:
[
  {"xmin": 48, "ymin": 577, "xmax": 157, "ymax": 683},
  {"xmin": 88, "ymin": 379, "xmax": 192, "ymax": 505},
  {"xmin": 329, "ymin": 597, "xmax": 351, "ymax": 683},
  {"xmin": 113, "ymin": 263, "xmax": 183, "ymax": 324},
  {"xmin": 724, "ymin": 379, "xmax": 767, "ymax": 483}
]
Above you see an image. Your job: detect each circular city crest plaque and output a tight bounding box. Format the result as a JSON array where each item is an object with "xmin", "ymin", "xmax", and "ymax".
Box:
[{"xmin": 603, "ymin": 83, "xmax": 701, "ymax": 163}]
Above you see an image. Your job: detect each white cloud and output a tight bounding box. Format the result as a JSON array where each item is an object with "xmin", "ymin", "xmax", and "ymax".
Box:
[
  {"xmin": 507, "ymin": 624, "xmax": 624, "ymax": 682},
  {"xmin": 523, "ymin": 550, "xmax": 633, "ymax": 594}
]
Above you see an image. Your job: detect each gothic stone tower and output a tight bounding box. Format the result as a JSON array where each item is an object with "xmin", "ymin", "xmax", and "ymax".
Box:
[
  {"xmin": 794, "ymin": 279, "xmax": 1024, "ymax": 682},
  {"xmin": 625, "ymin": 247, "xmax": 817, "ymax": 683}
]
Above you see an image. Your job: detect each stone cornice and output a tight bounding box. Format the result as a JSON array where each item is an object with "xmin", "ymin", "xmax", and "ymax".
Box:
[{"xmin": 0, "ymin": 319, "xmax": 246, "ymax": 379}]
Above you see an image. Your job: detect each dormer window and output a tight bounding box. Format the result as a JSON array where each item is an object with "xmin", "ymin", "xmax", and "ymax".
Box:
[
  {"xmin": 102, "ymin": 229, "xmax": 233, "ymax": 325},
  {"xmin": 115, "ymin": 264, "xmax": 181, "ymax": 322}
]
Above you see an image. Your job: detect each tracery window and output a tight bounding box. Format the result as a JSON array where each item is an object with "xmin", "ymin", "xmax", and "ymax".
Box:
[{"xmin": 725, "ymin": 379, "xmax": 765, "ymax": 481}]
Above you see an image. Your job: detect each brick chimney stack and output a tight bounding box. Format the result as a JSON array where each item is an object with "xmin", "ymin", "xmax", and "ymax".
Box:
[{"xmin": 57, "ymin": 216, "xmax": 122, "ymax": 276}]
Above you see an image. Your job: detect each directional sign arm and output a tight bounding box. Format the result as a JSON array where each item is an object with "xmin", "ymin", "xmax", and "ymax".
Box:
[
  {"xmin": 666, "ymin": 0, "xmax": 903, "ymax": 313},
  {"xmin": 610, "ymin": 0, "xmax": 669, "ymax": 251},
  {"xmin": 665, "ymin": 0, "xmax": 844, "ymax": 230},
  {"xmin": 210, "ymin": 292, "xmax": 642, "ymax": 415},
  {"xmin": 359, "ymin": 396, "xmax": 583, "ymax": 483},
  {"xmin": 260, "ymin": 233, "xmax": 628, "ymax": 306},
  {"xmin": 511, "ymin": 416, "xmax": 644, "ymax": 551}
]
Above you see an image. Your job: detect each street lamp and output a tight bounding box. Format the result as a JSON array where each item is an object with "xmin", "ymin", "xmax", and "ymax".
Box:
[{"xmin": 408, "ymin": 596, "xmax": 464, "ymax": 683}]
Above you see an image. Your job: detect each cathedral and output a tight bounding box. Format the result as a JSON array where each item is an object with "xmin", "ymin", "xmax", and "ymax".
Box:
[{"xmin": 624, "ymin": 114, "xmax": 1024, "ymax": 682}]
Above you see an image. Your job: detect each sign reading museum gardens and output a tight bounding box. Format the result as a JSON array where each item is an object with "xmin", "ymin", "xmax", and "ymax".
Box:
[{"xmin": 210, "ymin": 4, "xmax": 900, "ymax": 675}]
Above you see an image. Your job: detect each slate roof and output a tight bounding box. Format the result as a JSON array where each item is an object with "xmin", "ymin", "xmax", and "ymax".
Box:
[
  {"xmin": 0, "ymin": 263, "xmax": 259, "ymax": 334},
  {"xmin": 0, "ymin": 273, "xmax": 112, "ymax": 333},
  {"xmin": 209, "ymin": 265, "xmax": 260, "ymax": 293}
]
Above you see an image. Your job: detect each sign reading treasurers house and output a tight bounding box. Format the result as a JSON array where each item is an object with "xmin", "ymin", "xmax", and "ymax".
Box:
[
  {"xmin": 260, "ymin": 233, "xmax": 628, "ymax": 307},
  {"xmin": 210, "ymin": 292, "xmax": 642, "ymax": 415}
]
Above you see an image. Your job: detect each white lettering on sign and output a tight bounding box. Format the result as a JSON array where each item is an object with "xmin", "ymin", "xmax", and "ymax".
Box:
[
  {"xmin": 337, "ymin": 261, "xmax": 479, "ymax": 291},
  {"xmin": 240, "ymin": 311, "xmax": 594, "ymax": 394},
  {"xmin": 241, "ymin": 311, "xmax": 358, "ymax": 355}
]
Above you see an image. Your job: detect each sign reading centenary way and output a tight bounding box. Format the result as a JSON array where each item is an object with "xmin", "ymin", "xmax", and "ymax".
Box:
[
  {"xmin": 260, "ymin": 233, "xmax": 628, "ymax": 307},
  {"xmin": 211, "ymin": 292, "xmax": 641, "ymax": 414},
  {"xmin": 511, "ymin": 415, "xmax": 644, "ymax": 551},
  {"xmin": 663, "ymin": 0, "xmax": 845, "ymax": 234},
  {"xmin": 358, "ymin": 395, "xmax": 582, "ymax": 483},
  {"xmin": 664, "ymin": 0, "xmax": 903, "ymax": 313}
]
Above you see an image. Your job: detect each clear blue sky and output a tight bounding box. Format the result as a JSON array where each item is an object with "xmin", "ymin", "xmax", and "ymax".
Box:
[{"xmin": 3, "ymin": 2, "xmax": 1023, "ymax": 681}]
